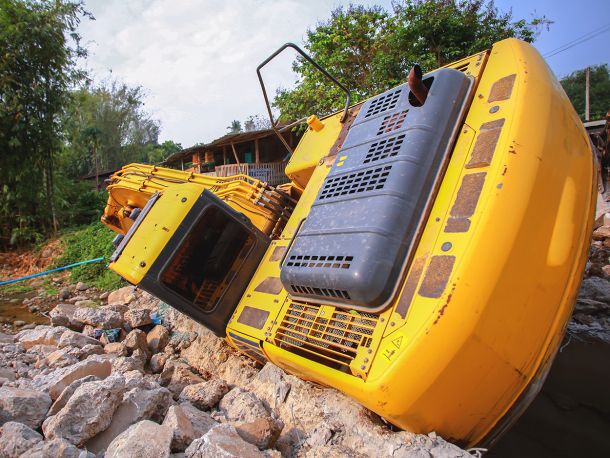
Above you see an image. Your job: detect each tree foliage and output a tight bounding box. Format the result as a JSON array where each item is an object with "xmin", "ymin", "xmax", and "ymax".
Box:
[
  {"xmin": 561, "ymin": 65, "xmax": 610, "ymax": 121},
  {"xmin": 61, "ymin": 79, "xmax": 161, "ymax": 178},
  {"xmin": 0, "ymin": 0, "xmax": 90, "ymax": 246},
  {"xmin": 274, "ymin": 0, "xmax": 551, "ymax": 121}
]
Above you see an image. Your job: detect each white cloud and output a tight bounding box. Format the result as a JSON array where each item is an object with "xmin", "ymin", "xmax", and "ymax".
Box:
[{"xmin": 78, "ymin": 0, "xmax": 388, "ymax": 146}]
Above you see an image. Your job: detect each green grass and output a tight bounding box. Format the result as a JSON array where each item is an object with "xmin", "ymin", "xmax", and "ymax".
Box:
[
  {"xmin": 0, "ymin": 282, "xmax": 34, "ymax": 294},
  {"xmin": 56, "ymin": 222, "xmax": 124, "ymax": 291}
]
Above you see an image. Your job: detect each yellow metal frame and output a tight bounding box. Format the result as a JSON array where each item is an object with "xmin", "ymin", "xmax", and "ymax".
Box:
[{"xmin": 226, "ymin": 39, "xmax": 595, "ymax": 446}]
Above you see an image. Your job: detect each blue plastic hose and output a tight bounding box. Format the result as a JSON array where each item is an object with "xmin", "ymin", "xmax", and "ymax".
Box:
[{"xmin": 0, "ymin": 257, "xmax": 105, "ymax": 286}]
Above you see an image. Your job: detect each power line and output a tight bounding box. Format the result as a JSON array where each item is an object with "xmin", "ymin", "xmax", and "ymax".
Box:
[{"xmin": 543, "ymin": 23, "xmax": 610, "ymax": 58}]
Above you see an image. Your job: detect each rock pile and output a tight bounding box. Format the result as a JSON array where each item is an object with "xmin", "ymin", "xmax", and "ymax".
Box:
[
  {"xmin": 571, "ymin": 220, "xmax": 610, "ymax": 342},
  {"xmin": 0, "ymin": 285, "xmax": 470, "ymax": 457}
]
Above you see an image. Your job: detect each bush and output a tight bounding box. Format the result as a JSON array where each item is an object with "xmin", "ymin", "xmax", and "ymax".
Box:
[{"xmin": 56, "ymin": 222, "xmax": 124, "ymax": 290}]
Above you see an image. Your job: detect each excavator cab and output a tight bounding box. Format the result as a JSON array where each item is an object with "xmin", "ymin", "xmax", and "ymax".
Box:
[{"xmin": 108, "ymin": 183, "xmax": 270, "ymax": 335}]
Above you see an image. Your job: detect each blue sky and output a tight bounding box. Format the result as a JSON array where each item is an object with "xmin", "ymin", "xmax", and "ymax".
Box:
[{"xmin": 79, "ymin": 0, "xmax": 610, "ymax": 146}]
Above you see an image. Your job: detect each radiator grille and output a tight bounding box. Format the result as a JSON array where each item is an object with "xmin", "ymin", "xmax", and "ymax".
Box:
[{"xmin": 274, "ymin": 302, "xmax": 378, "ymax": 372}]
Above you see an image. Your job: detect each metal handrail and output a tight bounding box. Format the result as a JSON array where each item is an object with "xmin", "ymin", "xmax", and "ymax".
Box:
[{"xmin": 256, "ymin": 42, "xmax": 351, "ymax": 156}]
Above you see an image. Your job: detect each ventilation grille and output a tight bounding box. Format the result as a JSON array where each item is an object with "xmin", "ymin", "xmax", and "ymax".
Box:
[
  {"xmin": 364, "ymin": 134, "xmax": 405, "ymax": 164},
  {"xmin": 290, "ymin": 284, "xmax": 351, "ymax": 300},
  {"xmin": 378, "ymin": 110, "xmax": 408, "ymax": 135},
  {"xmin": 320, "ymin": 165, "xmax": 392, "ymax": 200},
  {"xmin": 365, "ymin": 89, "xmax": 401, "ymax": 118},
  {"xmin": 274, "ymin": 302, "xmax": 379, "ymax": 371},
  {"xmin": 286, "ymin": 255, "xmax": 353, "ymax": 269},
  {"xmin": 228, "ymin": 332, "xmax": 266, "ymax": 364},
  {"xmin": 452, "ymin": 62, "xmax": 470, "ymax": 73}
]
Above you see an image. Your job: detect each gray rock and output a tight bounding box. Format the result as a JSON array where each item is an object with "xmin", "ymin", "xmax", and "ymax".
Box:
[
  {"xmin": 59, "ymin": 287, "xmax": 71, "ymax": 301},
  {"xmin": 124, "ymin": 329, "xmax": 148, "ymax": 353},
  {"xmin": 49, "ymin": 303, "xmax": 80, "ymax": 328},
  {"xmin": 112, "ymin": 356, "xmax": 145, "ymax": 374},
  {"xmin": 99, "ymin": 291, "xmax": 110, "ymax": 300},
  {"xmin": 48, "ymin": 375, "xmax": 100, "ymax": 416},
  {"xmin": 14, "ymin": 320, "xmax": 26, "ymax": 327},
  {"xmin": 235, "ymin": 416, "xmax": 284, "ymax": 450},
  {"xmin": 31, "ymin": 355, "xmax": 113, "ymax": 399},
  {"xmin": 219, "ymin": 388, "xmax": 270, "ymax": 423},
  {"xmin": 72, "ymin": 308, "xmax": 122, "ymax": 330},
  {"xmin": 163, "ymin": 362, "xmax": 205, "ymax": 399},
  {"xmin": 107, "ymin": 286, "xmax": 136, "ymax": 305},
  {"xmin": 0, "ymin": 421, "xmax": 43, "ymax": 458},
  {"xmin": 85, "ymin": 384, "xmax": 173, "ymax": 453},
  {"xmin": 125, "ymin": 308, "xmax": 152, "ymax": 328},
  {"xmin": 105, "ymin": 420, "xmax": 172, "ymax": 458},
  {"xmin": 20, "ymin": 437, "xmax": 93, "ymax": 458},
  {"xmin": 179, "ymin": 379, "xmax": 229, "ymax": 410},
  {"xmin": 75, "ymin": 282, "xmax": 89, "ymax": 291},
  {"xmin": 42, "ymin": 374, "xmax": 126, "ymax": 446},
  {"xmin": 147, "ymin": 325, "xmax": 170, "ymax": 353},
  {"xmin": 579, "ymin": 277, "xmax": 610, "ymax": 302},
  {"xmin": 0, "ymin": 387, "xmax": 51, "ymax": 429},
  {"xmin": 247, "ymin": 363, "xmax": 291, "ymax": 409},
  {"xmin": 17, "ymin": 326, "xmax": 66, "ymax": 349},
  {"xmin": 185, "ymin": 423, "xmax": 264, "ymax": 458},
  {"xmin": 42, "ymin": 347, "xmax": 79, "ymax": 368},
  {"xmin": 150, "ymin": 352, "xmax": 168, "ymax": 373},
  {"xmin": 163, "ymin": 403, "xmax": 218, "ymax": 452},
  {"xmin": 0, "ymin": 367, "xmax": 16, "ymax": 382}
]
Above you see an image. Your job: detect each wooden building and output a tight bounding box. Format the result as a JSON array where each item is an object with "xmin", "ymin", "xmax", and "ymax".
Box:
[{"xmin": 163, "ymin": 128, "xmax": 299, "ymax": 186}]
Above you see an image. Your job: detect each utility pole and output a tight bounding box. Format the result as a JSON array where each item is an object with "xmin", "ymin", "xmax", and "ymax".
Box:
[{"xmin": 585, "ymin": 67, "xmax": 590, "ymax": 121}]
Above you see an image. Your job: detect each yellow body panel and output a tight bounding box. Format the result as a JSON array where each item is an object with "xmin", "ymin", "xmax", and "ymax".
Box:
[
  {"xmin": 109, "ymin": 183, "xmax": 202, "ymax": 284},
  {"xmin": 226, "ymin": 39, "xmax": 595, "ymax": 446}
]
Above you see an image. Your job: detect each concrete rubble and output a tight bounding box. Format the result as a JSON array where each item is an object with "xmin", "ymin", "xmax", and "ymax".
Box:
[{"xmin": 0, "ymin": 223, "xmax": 608, "ymax": 457}]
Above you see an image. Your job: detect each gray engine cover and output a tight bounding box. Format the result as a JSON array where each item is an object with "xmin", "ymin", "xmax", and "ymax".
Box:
[{"xmin": 280, "ymin": 68, "xmax": 472, "ymax": 311}]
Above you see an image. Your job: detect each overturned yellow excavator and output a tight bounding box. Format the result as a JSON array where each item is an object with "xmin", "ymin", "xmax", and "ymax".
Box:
[{"xmin": 101, "ymin": 39, "xmax": 595, "ymax": 447}]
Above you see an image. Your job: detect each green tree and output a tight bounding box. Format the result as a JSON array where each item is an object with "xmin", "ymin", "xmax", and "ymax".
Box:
[
  {"xmin": 227, "ymin": 120, "xmax": 242, "ymax": 133},
  {"xmin": 61, "ymin": 79, "xmax": 160, "ymax": 178},
  {"xmin": 0, "ymin": 0, "xmax": 90, "ymax": 246},
  {"xmin": 561, "ymin": 65, "xmax": 610, "ymax": 121},
  {"xmin": 274, "ymin": 1, "xmax": 550, "ymax": 121}
]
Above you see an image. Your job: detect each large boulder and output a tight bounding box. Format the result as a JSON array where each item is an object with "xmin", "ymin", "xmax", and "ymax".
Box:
[
  {"xmin": 42, "ymin": 374, "xmax": 126, "ymax": 447},
  {"xmin": 179, "ymin": 379, "xmax": 229, "ymax": 410},
  {"xmin": 185, "ymin": 423, "xmax": 264, "ymax": 458},
  {"xmin": 105, "ymin": 420, "xmax": 172, "ymax": 458},
  {"xmin": 147, "ymin": 325, "xmax": 170, "ymax": 353},
  {"xmin": 161, "ymin": 361, "xmax": 206, "ymax": 399},
  {"xmin": 124, "ymin": 308, "xmax": 152, "ymax": 328},
  {"xmin": 0, "ymin": 421, "xmax": 43, "ymax": 458},
  {"xmin": 162, "ymin": 403, "xmax": 218, "ymax": 452},
  {"xmin": 0, "ymin": 387, "xmax": 51, "ymax": 429},
  {"xmin": 22, "ymin": 438, "xmax": 93, "ymax": 458},
  {"xmin": 49, "ymin": 304, "xmax": 80, "ymax": 329},
  {"xmin": 72, "ymin": 308, "xmax": 122, "ymax": 330},
  {"xmin": 47, "ymin": 375, "xmax": 100, "ymax": 417},
  {"xmin": 17, "ymin": 326, "xmax": 66, "ymax": 350},
  {"xmin": 85, "ymin": 385, "xmax": 173, "ymax": 454},
  {"xmin": 219, "ymin": 387, "xmax": 270, "ymax": 424},
  {"xmin": 57, "ymin": 330, "xmax": 101, "ymax": 349},
  {"xmin": 31, "ymin": 354, "xmax": 113, "ymax": 399},
  {"xmin": 107, "ymin": 286, "xmax": 136, "ymax": 305}
]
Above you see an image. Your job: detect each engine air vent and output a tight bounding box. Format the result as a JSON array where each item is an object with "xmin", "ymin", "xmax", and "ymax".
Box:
[
  {"xmin": 319, "ymin": 166, "xmax": 392, "ymax": 200},
  {"xmin": 364, "ymin": 134, "xmax": 406, "ymax": 164},
  {"xmin": 378, "ymin": 110, "xmax": 408, "ymax": 135},
  {"xmin": 364, "ymin": 89, "xmax": 401, "ymax": 118},
  {"xmin": 290, "ymin": 285, "xmax": 351, "ymax": 300},
  {"xmin": 286, "ymin": 255, "xmax": 353, "ymax": 269}
]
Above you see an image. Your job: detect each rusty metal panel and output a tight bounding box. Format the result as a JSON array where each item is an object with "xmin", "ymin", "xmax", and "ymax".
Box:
[
  {"xmin": 254, "ymin": 276, "xmax": 284, "ymax": 295},
  {"xmin": 487, "ymin": 74, "xmax": 516, "ymax": 102},
  {"xmin": 236, "ymin": 306, "xmax": 270, "ymax": 330},
  {"xmin": 466, "ymin": 119, "xmax": 505, "ymax": 169},
  {"xmin": 418, "ymin": 255, "xmax": 456, "ymax": 299}
]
